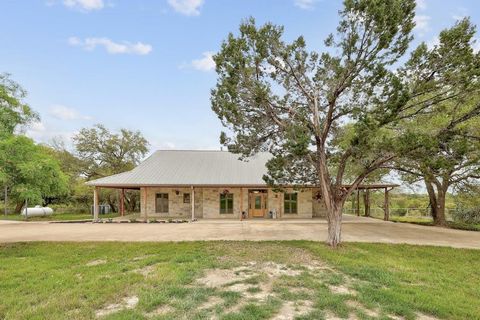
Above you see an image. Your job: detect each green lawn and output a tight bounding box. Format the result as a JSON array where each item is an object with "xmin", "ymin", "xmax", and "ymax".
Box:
[
  {"xmin": 0, "ymin": 242, "xmax": 479, "ymax": 320},
  {"xmin": 0, "ymin": 212, "xmax": 120, "ymax": 221}
]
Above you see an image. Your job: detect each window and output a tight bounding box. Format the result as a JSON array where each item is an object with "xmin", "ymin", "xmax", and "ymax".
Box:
[
  {"xmin": 183, "ymin": 193, "xmax": 191, "ymax": 204},
  {"xmin": 155, "ymin": 193, "xmax": 169, "ymax": 213},
  {"xmin": 284, "ymin": 193, "xmax": 298, "ymax": 214},
  {"xmin": 220, "ymin": 193, "xmax": 234, "ymax": 214}
]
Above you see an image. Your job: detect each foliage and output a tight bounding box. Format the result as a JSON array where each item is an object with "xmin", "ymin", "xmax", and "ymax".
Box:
[
  {"xmin": 0, "ymin": 135, "xmax": 68, "ymax": 206},
  {"xmin": 452, "ymin": 206, "xmax": 480, "ymax": 224},
  {"xmin": 0, "ymin": 73, "xmax": 39, "ymax": 139},
  {"xmin": 73, "ymin": 124, "xmax": 149, "ymax": 179}
]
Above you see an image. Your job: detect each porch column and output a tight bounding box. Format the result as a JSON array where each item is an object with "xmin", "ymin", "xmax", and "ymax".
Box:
[
  {"xmin": 384, "ymin": 187, "xmax": 390, "ymax": 221},
  {"xmin": 191, "ymin": 186, "xmax": 195, "ymax": 221},
  {"xmin": 93, "ymin": 187, "xmax": 99, "ymax": 220},
  {"xmin": 120, "ymin": 188, "xmax": 125, "ymax": 216},
  {"xmin": 240, "ymin": 188, "xmax": 244, "ymax": 220},
  {"xmin": 143, "ymin": 187, "xmax": 148, "ymax": 220}
]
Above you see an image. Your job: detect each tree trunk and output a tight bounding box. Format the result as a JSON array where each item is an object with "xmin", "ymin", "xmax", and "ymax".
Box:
[
  {"xmin": 363, "ymin": 190, "xmax": 370, "ymax": 217},
  {"xmin": 14, "ymin": 201, "xmax": 24, "ymax": 214},
  {"xmin": 425, "ymin": 179, "xmax": 447, "ymax": 226},
  {"xmin": 326, "ymin": 205, "xmax": 343, "ymax": 247}
]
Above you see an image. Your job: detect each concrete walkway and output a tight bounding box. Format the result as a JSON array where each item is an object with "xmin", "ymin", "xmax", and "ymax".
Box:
[{"xmin": 1, "ymin": 216, "xmax": 479, "ymax": 249}]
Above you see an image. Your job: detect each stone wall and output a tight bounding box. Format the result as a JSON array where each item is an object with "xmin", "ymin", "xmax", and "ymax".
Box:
[{"xmin": 140, "ymin": 186, "xmax": 319, "ymax": 219}]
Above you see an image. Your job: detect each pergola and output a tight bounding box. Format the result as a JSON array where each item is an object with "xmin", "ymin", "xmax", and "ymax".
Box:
[{"xmin": 350, "ymin": 183, "xmax": 399, "ymax": 221}]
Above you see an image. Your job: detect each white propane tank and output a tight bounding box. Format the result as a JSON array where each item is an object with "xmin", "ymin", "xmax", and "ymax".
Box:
[{"xmin": 21, "ymin": 205, "xmax": 54, "ymax": 217}]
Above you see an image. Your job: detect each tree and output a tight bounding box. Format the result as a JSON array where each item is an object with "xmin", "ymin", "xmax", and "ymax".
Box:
[
  {"xmin": 73, "ymin": 124, "xmax": 149, "ymax": 179},
  {"xmin": 0, "ymin": 135, "xmax": 68, "ymax": 212},
  {"xmin": 386, "ymin": 19, "xmax": 480, "ymax": 226},
  {"xmin": 73, "ymin": 124, "xmax": 149, "ymax": 212},
  {"xmin": 211, "ymin": 1, "xmax": 480, "ymax": 246},
  {"xmin": 0, "ymin": 73, "xmax": 39, "ymax": 139}
]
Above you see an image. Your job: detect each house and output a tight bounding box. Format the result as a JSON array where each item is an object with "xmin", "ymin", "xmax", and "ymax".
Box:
[{"xmin": 87, "ymin": 150, "xmax": 395, "ymax": 220}]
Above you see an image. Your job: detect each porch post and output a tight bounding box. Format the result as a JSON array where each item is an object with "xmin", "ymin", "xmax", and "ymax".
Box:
[
  {"xmin": 191, "ymin": 186, "xmax": 195, "ymax": 221},
  {"xmin": 143, "ymin": 187, "xmax": 148, "ymax": 220},
  {"xmin": 93, "ymin": 187, "xmax": 99, "ymax": 220},
  {"xmin": 120, "ymin": 188, "xmax": 125, "ymax": 216},
  {"xmin": 240, "ymin": 188, "xmax": 244, "ymax": 220},
  {"xmin": 384, "ymin": 187, "xmax": 390, "ymax": 221}
]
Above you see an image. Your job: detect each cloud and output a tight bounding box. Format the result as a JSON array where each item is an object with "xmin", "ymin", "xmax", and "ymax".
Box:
[
  {"xmin": 68, "ymin": 37, "xmax": 152, "ymax": 55},
  {"xmin": 63, "ymin": 0, "xmax": 104, "ymax": 11},
  {"xmin": 414, "ymin": 15, "xmax": 431, "ymax": 36},
  {"xmin": 294, "ymin": 0, "xmax": 318, "ymax": 10},
  {"xmin": 168, "ymin": 0, "xmax": 204, "ymax": 16},
  {"xmin": 426, "ymin": 36, "xmax": 439, "ymax": 49},
  {"xmin": 49, "ymin": 105, "xmax": 92, "ymax": 121},
  {"xmin": 188, "ymin": 51, "xmax": 215, "ymax": 72},
  {"xmin": 416, "ymin": 0, "xmax": 426, "ymax": 10}
]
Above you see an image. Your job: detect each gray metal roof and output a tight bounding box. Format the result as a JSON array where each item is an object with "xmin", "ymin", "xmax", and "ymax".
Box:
[{"xmin": 86, "ymin": 150, "xmax": 272, "ymax": 187}]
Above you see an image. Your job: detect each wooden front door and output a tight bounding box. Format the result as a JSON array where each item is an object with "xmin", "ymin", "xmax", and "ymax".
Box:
[{"xmin": 249, "ymin": 192, "xmax": 267, "ymax": 218}]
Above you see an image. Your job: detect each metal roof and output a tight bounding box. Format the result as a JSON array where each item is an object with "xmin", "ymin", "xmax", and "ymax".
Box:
[{"xmin": 86, "ymin": 150, "xmax": 272, "ymax": 187}]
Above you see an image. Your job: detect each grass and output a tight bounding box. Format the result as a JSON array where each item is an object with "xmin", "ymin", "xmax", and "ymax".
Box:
[
  {"xmin": 0, "ymin": 242, "xmax": 479, "ymax": 320},
  {"xmin": 0, "ymin": 212, "xmax": 120, "ymax": 221}
]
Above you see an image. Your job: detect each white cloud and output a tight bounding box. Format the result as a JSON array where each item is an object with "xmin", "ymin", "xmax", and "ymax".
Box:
[
  {"xmin": 416, "ymin": 0, "xmax": 426, "ymax": 10},
  {"xmin": 168, "ymin": 0, "xmax": 204, "ymax": 16},
  {"xmin": 294, "ymin": 0, "xmax": 318, "ymax": 10},
  {"xmin": 49, "ymin": 105, "xmax": 92, "ymax": 121},
  {"xmin": 68, "ymin": 37, "xmax": 152, "ymax": 55},
  {"xmin": 190, "ymin": 51, "xmax": 215, "ymax": 72},
  {"xmin": 414, "ymin": 15, "xmax": 431, "ymax": 36},
  {"xmin": 63, "ymin": 0, "xmax": 104, "ymax": 11}
]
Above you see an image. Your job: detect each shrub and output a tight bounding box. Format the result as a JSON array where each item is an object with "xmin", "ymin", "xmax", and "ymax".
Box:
[{"xmin": 452, "ymin": 207, "xmax": 480, "ymax": 224}]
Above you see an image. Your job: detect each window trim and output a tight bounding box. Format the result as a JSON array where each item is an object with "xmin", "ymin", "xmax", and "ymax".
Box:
[
  {"xmin": 219, "ymin": 193, "xmax": 234, "ymax": 214},
  {"xmin": 155, "ymin": 193, "xmax": 169, "ymax": 213},
  {"xmin": 284, "ymin": 193, "xmax": 298, "ymax": 214}
]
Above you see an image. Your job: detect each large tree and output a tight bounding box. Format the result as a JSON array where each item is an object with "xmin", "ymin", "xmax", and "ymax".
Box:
[
  {"xmin": 211, "ymin": 0, "xmax": 480, "ymax": 246},
  {"xmin": 386, "ymin": 19, "xmax": 480, "ymax": 226},
  {"xmin": 73, "ymin": 124, "xmax": 149, "ymax": 212},
  {"xmin": 0, "ymin": 73, "xmax": 39, "ymax": 139},
  {"xmin": 73, "ymin": 124, "xmax": 149, "ymax": 179},
  {"xmin": 0, "ymin": 136, "xmax": 68, "ymax": 212}
]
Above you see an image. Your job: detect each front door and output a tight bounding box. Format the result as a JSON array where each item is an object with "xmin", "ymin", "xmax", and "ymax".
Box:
[{"xmin": 249, "ymin": 192, "xmax": 267, "ymax": 218}]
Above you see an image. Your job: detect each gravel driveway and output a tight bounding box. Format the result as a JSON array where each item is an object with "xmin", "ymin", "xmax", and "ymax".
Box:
[{"xmin": 1, "ymin": 216, "xmax": 479, "ymax": 249}]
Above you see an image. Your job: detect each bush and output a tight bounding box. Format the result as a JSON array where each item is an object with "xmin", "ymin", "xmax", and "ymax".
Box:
[{"xmin": 452, "ymin": 207, "xmax": 480, "ymax": 224}]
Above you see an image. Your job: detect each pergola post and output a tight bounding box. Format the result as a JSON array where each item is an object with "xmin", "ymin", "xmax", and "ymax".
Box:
[
  {"xmin": 363, "ymin": 189, "xmax": 371, "ymax": 217},
  {"xmin": 120, "ymin": 188, "xmax": 125, "ymax": 216},
  {"xmin": 384, "ymin": 187, "xmax": 390, "ymax": 221},
  {"xmin": 191, "ymin": 186, "xmax": 195, "ymax": 221},
  {"xmin": 93, "ymin": 187, "xmax": 99, "ymax": 220}
]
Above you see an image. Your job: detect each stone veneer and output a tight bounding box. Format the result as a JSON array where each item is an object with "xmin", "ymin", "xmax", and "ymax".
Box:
[{"xmin": 140, "ymin": 187, "xmax": 327, "ymax": 219}]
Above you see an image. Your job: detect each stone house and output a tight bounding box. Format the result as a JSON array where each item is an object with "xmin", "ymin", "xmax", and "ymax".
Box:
[{"xmin": 87, "ymin": 150, "xmax": 328, "ymax": 220}]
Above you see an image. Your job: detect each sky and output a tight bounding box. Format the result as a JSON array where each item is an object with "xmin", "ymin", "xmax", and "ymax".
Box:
[{"xmin": 1, "ymin": 0, "xmax": 480, "ymax": 155}]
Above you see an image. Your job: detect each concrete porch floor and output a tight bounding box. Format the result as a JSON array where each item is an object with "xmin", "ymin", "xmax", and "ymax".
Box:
[{"xmin": 1, "ymin": 215, "xmax": 479, "ymax": 249}]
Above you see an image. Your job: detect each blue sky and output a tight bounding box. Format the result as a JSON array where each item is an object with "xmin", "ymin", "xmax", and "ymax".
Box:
[{"xmin": 1, "ymin": 0, "xmax": 479, "ymax": 154}]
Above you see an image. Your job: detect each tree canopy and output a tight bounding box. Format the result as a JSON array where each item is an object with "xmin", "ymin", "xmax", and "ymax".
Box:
[
  {"xmin": 0, "ymin": 135, "xmax": 68, "ymax": 211},
  {"xmin": 0, "ymin": 73, "xmax": 39, "ymax": 139},
  {"xmin": 73, "ymin": 124, "xmax": 149, "ymax": 179}
]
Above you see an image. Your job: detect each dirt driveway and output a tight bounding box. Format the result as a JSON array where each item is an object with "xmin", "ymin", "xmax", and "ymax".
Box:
[{"xmin": 1, "ymin": 216, "xmax": 479, "ymax": 249}]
